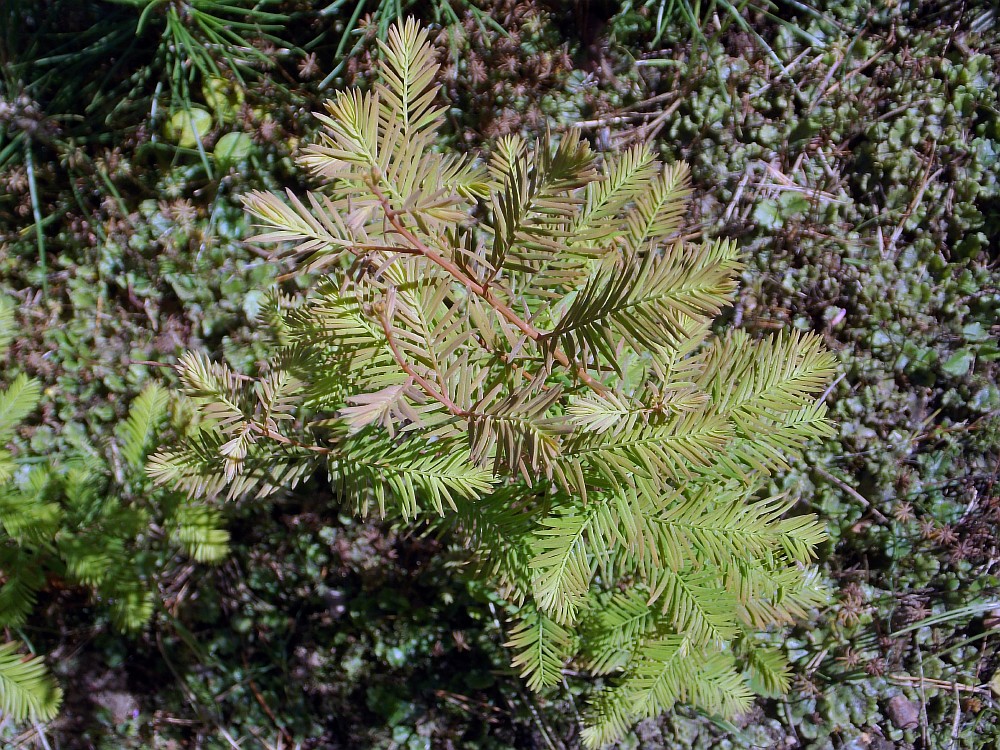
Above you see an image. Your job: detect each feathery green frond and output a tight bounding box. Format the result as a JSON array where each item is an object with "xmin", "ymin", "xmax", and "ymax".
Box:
[
  {"xmin": 647, "ymin": 568, "xmax": 740, "ymax": 646},
  {"xmin": 467, "ymin": 381, "xmax": 570, "ymax": 480},
  {"xmin": 507, "ymin": 607, "xmax": 576, "ymax": 691},
  {"xmin": 108, "ymin": 582, "xmax": 156, "ymax": 633},
  {"xmin": 119, "ymin": 383, "xmax": 170, "ymax": 470},
  {"xmin": 0, "ymin": 380, "xmax": 234, "ymax": 728},
  {"xmin": 648, "ymin": 488, "xmax": 826, "ymax": 571},
  {"xmin": 340, "ymin": 383, "xmax": 425, "ymax": 437},
  {"xmin": 488, "ymin": 130, "xmax": 597, "ymax": 280},
  {"xmin": 452, "ymin": 488, "xmax": 536, "ymax": 603},
  {"xmin": 545, "ymin": 240, "xmax": 741, "ymax": 367},
  {"xmin": 0, "ymin": 454, "xmax": 13, "ymax": 485},
  {"xmin": 60, "ymin": 533, "xmax": 124, "ymax": 586},
  {"xmin": 176, "ymin": 350, "xmax": 247, "ymax": 430},
  {"xmin": 684, "ymin": 650, "xmax": 755, "ymax": 716},
  {"xmin": 287, "ymin": 282, "xmax": 391, "ymax": 370},
  {"xmin": 529, "ymin": 501, "xmax": 597, "ymax": 624},
  {"xmin": 616, "ymin": 634, "xmax": 692, "ymax": 718},
  {"xmin": 567, "ymin": 382, "xmax": 707, "ymax": 438},
  {"xmin": 242, "ymin": 188, "xmax": 357, "ymax": 270},
  {"xmin": 330, "ymin": 431, "xmax": 495, "ymax": 518},
  {"xmin": 741, "ymin": 640, "xmax": 791, "ymax": 696},
  {"xmin": 0, "ymin": 374, "xmax": 41, "ymax": 439},
  {"xmin": 726, "ymin": 560, "xmax": 829, "ymax": 628},
  {"xmin": 701, "ymin": 329, "xmax": 837, "ymax": 426},
  {"xmin": 375, "ymin": 17, "xmax": 446, "ymax": 135},
  {"xmin": 704, "ymin": 400, "xmax": 836, "ymax": 484},
  {"xmin": 581, "ymin": 588, "xmax": 660, "ymax": 675},
  {"xmin": 0, "ymin": 487, "xmax": 61, "ymax": 544},
  {"xmin": 305, "ymin": 89, "xmax": 382, "ymax": 175},
  {"xmin": 585, "ymin": 637, "xmax": 752, "ymax": 746},
  {"xmin": 581, "ymin": 689, "xmax": 635, "ymax": 750},
  {"xmin": 574, "ymin": 144, "xmax": 657, "ymax": 244},
  {"xmin": 172, "ymin": 503, "xmax": 231, "ymax": 563},
  {"xmin": 0, "ymin": 296, "xmax": 15, "ymax": 357},
  {"xmin": 566, "ymin": 390, "xmax": 645, "ymax": 435},
  {"xmin": 0, "ymin": 552, "xmax": 44, "ymax": 628},
  {"xmin": 0, "ymin": 642, "xmax": 62, "ymax": 722},
  {"xmin": 625, "ymin": 160, "xmax": 692, "ymax": 250},
  {"xmin": 148, "ymin": 427, "xmax": 319, "ymax": 500},
  {"xmin": 563, "ymin": 411, "xmax": 732, "ymax": 495}
]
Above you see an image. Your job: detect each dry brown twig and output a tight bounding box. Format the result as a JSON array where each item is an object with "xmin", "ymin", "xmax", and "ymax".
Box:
[{"xmin": 814, "ymin": 464, "xmax": 890, "ymax": 523}]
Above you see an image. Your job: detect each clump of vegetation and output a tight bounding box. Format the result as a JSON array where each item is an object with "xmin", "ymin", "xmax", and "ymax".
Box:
[
  {"xmin": 0, "ymin": 297, "xmax": 61, "ymax": 723},
  {"xmin": 150, "ymin": 19, "xmax": 836, "ymax": 745},
  {"xmin": 606, "ymin": 3, "xmax": 1000, "ymax": 746},
  {"xmin": 0, "ymin": 294, "xmax": 229, "ymax": 723}
]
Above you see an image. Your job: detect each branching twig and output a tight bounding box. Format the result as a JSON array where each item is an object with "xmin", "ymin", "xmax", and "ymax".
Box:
[
  {"xmin": 369, "ymin": 182, "xmax": 538, "ymax": 337},
  {"xmin": 889, "ymin": 674, "xmax": 990, "ymax": 695},
  {"xmin": 246, "ymin": 421, "xmax": 337, "ymax": 455},
  {"xmin": 242, "ymin": 654, "xmax": 295, "ymax": 747},
  {"xmin": 369, "ymin": 180, "xmax": 608, "ymax": 395},
  {"xmin": 813, "ymin": 464, "xmax": 889, "ymax": 522},
  {"xmin": 948, "ymin": 683, "xmax": 963, "ymax": 750},
  {"xmin": 129, "ymin": 359, "xmax": 175, "ymax": 369},
  {"xmin": 378, "ymin": 309, "xmax": 463, "ymax": 416}
]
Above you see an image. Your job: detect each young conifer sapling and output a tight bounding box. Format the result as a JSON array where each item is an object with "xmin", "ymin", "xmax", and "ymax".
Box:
[{"xmin": 150, "ymin": 19, "xmax": 837, "ymax": 745}]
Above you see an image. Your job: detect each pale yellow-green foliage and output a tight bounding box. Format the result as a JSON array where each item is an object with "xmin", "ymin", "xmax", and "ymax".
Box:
[{"xmin": 149, "ymin": 19, "xmax": 837, "ymax": 746}]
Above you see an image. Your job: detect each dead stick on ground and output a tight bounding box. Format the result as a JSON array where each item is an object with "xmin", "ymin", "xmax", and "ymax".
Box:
[
  {"xmin": 813, "ymin": 464, "xmax": 889, "ymax": 523},
  {"xmin": 243, "ymin": 654, "xmax": 294, "ymax": 746},
  {"xmin": 889, "ymin": 674, "xmax": 990, "ymax": 695}
]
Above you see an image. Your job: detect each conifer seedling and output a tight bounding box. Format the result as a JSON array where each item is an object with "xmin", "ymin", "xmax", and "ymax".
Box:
[{"xmin": 150, "ymin": 19, "xmax": 837, "ymax": 745}]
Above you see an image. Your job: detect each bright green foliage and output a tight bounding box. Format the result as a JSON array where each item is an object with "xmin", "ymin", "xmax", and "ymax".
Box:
[
  {"xmin": 0, "ymin": 382, "xmax": 231, "ymax": 633},
  {"xmin": 0, "ymin": 642, "xmax": 62, "ymax": 723},
  {"xmin": 0, "ymin": 298, "xmax": 230, "ymax": 722},
  {"xmin": 0, "ymin": 298, "xmax": 58, "ymax": 723},
  {"xmin": 150, "ymin": 19, "xmax": 836, "ymax": 746}
]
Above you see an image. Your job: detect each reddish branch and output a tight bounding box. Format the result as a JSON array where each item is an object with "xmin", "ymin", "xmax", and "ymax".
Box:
[
  {"xmin": 246, "ymin": 421, "xmax": 337, "ymax": 454},
  {"xmin": 377, "ymin": 312, "xmax": 464, "ymax": 416},
  {"xmin": 368, "ymin": 181, "xmax": 608, "ymax": 395}
]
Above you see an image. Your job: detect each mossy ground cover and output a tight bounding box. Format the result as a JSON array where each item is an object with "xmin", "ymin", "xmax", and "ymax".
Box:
[{"xmin": 0, "ymin": 0, "xmax": 998, "ymax": 747}]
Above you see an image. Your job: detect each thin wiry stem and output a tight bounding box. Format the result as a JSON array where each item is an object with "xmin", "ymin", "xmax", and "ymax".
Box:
[
  {"xmin": 273, "ymin": 242, "xmax": 423, "ymax": 281},
  {"xmin": 246, "ymin": 421, "xmax": 336, "ymax": 455},
  {"xmin": 24, "ymin": 144, "xmax": 48, "ymax": 298},
  {"xmin": 368, "ymin": 180, "xmax": 608, "ymax": 395},
  {"xmin": 368, "ymin": 183, "xmax": 536, "ymax": 336},
  {"xmin": 377, "ymin": 309, "xmax": 463, "ymax": 416}
]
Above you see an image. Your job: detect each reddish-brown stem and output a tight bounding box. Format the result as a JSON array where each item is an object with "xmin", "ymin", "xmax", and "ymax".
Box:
[
  {"xmin": 242, "ymin": 654, "xmax": 295, "ymax": 746},
  {"xmin": 246, "ymin": 421, "xmax": 337, "ymax": 455},
  {"xmin": 378, "ymin": 312, "xmax": 464, "ymax": 416},
  {"xmin": 369, "ymin": 184, "xmax": 537, "ymax": 337},
  {"xmin": 274, "ymin": 243, "xmax": 427, "ymax": 281},
  {"xmin": 368, "ymin": 182, "xmax": 608, "ymax": 395},
  {"xmin": 351, "ymin": 242, "xmax": 425, "ymax": 255}
]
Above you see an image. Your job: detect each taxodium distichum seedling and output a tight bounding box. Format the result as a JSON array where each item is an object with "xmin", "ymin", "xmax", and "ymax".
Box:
[{"xmin": 150, "ymin": 19, "xmax": 837, "ymax": 746}]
